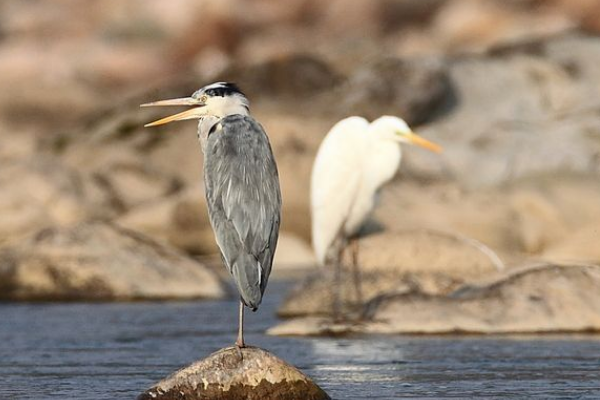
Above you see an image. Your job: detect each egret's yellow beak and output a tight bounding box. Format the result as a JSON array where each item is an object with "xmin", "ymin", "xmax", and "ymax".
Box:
[
  {"xmin": 401, "ymin": 131, "xmax": 443, "ymax": 153},
  {"xmin": 140, "ymin": 97, "xmax": 206, "ymax": 127}
]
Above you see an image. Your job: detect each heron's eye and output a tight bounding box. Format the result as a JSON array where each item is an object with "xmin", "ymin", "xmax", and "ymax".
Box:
[{"xmin": 201, "ymin": 95, "xmax": 208, "ymax": 102}]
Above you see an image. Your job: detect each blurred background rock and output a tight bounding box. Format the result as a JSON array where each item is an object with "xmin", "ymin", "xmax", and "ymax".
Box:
[{"xmin": 0, "ymin": 0, "xmax": 599, "ymax": 314}]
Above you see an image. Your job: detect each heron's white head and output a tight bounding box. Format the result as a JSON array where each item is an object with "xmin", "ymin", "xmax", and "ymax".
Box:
[
  {"xmin": 141, "ymin": 82, "xmax": 249, "ymax": 127},
  {"xmin": 370, "ymin": 116, "xmax": 442, "ymax": 153}
]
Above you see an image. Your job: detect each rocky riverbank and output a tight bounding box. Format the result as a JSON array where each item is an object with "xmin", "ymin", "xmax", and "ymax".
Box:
[{"xmin": 0, "ymin": 3, "xmax": 598, "ymax": 340}]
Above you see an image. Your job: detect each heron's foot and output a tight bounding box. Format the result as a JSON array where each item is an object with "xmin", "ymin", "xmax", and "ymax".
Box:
[{"xmin": 234, "ymin": 342, "xmax": 245, "ymax": 362}]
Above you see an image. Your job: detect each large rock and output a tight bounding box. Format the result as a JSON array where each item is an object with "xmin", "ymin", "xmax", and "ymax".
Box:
[
  {"xmin": 269, "ymin": 265, "xmax": 600, "ymax": 336},
  {"xmin": 219, "ymin": 53, "xmax": 343, "ymax": 100},
  {"xmin": 363, "ymin": 263, "xmax": 600, "ymax": 334},
  {"xmin": 278, "ymin": 229, "xmax": 504, "ymax": 318},
  {"xmin": 335, "ymin": 57, "xmax": 452, "ymax": 125},
  {"xmin": 403, "ymin": 33, "xmax": 600, "ymax": 186},
  {"xmin": 543, "ymin": 225, "xmax": 600, "ymax": 263},
  {"xmin": 0, "ymin": 222, "xmax": 226, "ymax": 301},
  {"xmin": 371, "ymin": 177, "xmax": 600, "ymax": 261},
  {"xmin": 269, "ymin": 264, "xmax": 600, "ymax": 336},
  {"xmin": 118, "ymin": 185, "xmax": 218, "ymax": 255},
  {"xmin": 57, "ymin": 109, "xmax": 189, "ymax": 215},
  {"xmin": 137, "ymin": 346, "xmax": 330, "ymax": 400},
  {"xmin": 91, "ymin": 161, "xmax": 182, "ymax": 211},
  {"xmin": 0, "ymin": 158, "xmax": 90, "ymax": 246}
]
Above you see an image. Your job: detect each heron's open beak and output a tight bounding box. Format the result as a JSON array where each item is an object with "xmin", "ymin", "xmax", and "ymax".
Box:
[
  {"xmin": 401, "ymin": 131, "xmax": 443, "ymax": 153},
  {"xmin": 140, "ymin": 97, "xmax": 206, "ymax": 127}
]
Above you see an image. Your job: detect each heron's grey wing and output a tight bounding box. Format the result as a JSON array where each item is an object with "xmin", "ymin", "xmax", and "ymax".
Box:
[{"xmin": 203, "ymin": 115, "xmax": 281, "ymax": 309}]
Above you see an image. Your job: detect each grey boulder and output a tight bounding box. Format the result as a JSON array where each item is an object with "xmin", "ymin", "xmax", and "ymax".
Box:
[
  {"xmin": 0, "ymin": 222, "xmax": 226, "ymax": 301},
  {"xmin": 270, "ymin": 264, "xmax": 600, "ymax": 336}
]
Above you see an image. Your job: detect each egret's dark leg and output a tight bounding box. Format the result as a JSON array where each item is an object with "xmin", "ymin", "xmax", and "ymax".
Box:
[
  {"xmin": 332, "ymin": 246, "xmax": 344, "ymax": 322},
  {"xmin": 351, "ymin": 237, "xmax": 363, "ymax": 309},
  {"xmin": 235, "ymin": 300, "xmax": 245, "ymax": 348}
]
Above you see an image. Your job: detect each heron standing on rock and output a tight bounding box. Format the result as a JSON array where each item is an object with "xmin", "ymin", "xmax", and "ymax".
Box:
[
  {"xmin": 311, "ymin": 116, "xmax": 442, "ymax": 318},
  {"xmin": 142, "ymin": 82, "xmax": 281, "ymax": 348}
]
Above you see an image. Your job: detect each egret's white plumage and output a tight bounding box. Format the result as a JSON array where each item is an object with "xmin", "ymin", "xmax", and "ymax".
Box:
[{"xmin": 311, "ymin": 116, "xmax": 441, "ymax": 265}]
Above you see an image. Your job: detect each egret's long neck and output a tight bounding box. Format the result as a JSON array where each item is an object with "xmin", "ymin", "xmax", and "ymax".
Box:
[
  {"xmin": 206, "ymin": 95, "xmax": 249, "ymax": 117},
  {"xmin": 364, "ymin": 139, "xmax": 402, "ymax": 191}
]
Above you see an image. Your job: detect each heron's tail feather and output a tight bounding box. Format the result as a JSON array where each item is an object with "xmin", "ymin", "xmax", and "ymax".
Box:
[{"xmin": 231, "ymin": 253, "xmax": 263, "ymax": 310}]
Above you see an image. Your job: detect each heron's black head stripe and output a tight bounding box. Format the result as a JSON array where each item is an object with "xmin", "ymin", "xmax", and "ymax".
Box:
[{"xmin": 203, "ymin": 82, "xmax": 245, "ymax": 98}]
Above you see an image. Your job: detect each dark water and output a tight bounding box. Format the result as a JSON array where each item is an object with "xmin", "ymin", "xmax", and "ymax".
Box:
[{"xmin": 1, "ymin": 281, "xmax": 599, "ymax": 400}]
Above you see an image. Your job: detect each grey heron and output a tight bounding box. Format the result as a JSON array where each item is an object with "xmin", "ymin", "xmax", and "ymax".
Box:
[
  {"xmin": 142, "ymin": 82, "xmax": 281, "ymax": 347},
  {"xmin": 311, "ymin": 116, "xmax": 442, "ymax": 318}
]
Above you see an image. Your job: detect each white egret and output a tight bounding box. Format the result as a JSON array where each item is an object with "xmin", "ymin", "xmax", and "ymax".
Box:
[{"xmin": 310, "ymin": 116, "xmax": 442, "ymax": 318}]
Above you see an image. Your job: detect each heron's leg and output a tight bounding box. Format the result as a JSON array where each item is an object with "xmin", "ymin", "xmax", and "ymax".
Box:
[
  {"xmin": 332, "ymin": 246, "xmax": 344, "ymax": 322},
  {"xmin": 351, "ymin": 237, "xmax": 364, "ymax": 310},
  {"xmin": 235, "ymin": 300, "xmax": 245, "ymax": 348}
]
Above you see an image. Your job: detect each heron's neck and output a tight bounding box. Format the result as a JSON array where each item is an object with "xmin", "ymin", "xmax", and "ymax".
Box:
[
  {"xmin": 197, "ymin": 116, "xmax": 221, "ymax": 153},
  {"xmin": 205, "ymin": 96, "xmax": 249, "ymax": 118}
]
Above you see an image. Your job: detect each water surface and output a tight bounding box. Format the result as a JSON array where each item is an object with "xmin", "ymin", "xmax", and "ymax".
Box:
[{"xmin": 1, "ymin": 281, "xmax": 599, "ymax": 399}]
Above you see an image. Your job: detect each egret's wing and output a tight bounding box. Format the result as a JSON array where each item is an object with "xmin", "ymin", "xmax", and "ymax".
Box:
[
  {"xmin": 204, "ymin": 115, "xmax": 281, "ymax": 308},
  {"xmin": 311, "ymin": 117, "xmax": 369, "ymax": 264}
]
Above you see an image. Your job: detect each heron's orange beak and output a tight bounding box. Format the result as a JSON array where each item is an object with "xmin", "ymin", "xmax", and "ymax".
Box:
[
  {"xmin": 403, "ymin": 131, "xmax": 443, "ymax": 153},
  {"xmin": 140, "ymin": 97, "xmax": 206, "ymax": 127}
]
